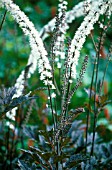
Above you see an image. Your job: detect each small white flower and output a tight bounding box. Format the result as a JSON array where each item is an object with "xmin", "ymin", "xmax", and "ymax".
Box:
[
  {"xmin": 40, "ymin": 74, "xmax": 45, "ymax": 80},
  {"xmin": 6, "ymin": 122, "xmax": 15, "ymax": 130},
  {"xmin": 69, "ymin": 80, "xmax": 73, "ymax": 84},
  {"xmin": 57, "ymin": 62, "xmax": 62, "ymax": 68},
  {"xmin": 51, "ymin": 84, "xmax": 56, "ymax": 89},
  {"xmin": 60, "ymin": 52, "xmax": 65, "ymax": 59},
  {"xmin": 44, "ymin": 80, "xmax": 49, "ymax": 85},
  {"xmin": 46, "ymin": 104, "xmax": 49, "ymax": 108},
  {"xmin": 51, "ymin": 93, "xmax": 56, "ymax": 98},
  {"xmin": 59, "ymin": 0, "xmax": 63, "ymax": 2},
  {"xmin": 99, "ymin": 23, "xmax": 103, "ymax": 28},
  {"xmin": 63, "ymin": 1, "xmax": 68, "ymax": 5},
  {"xmin": 55, "ymin": 58, "xmax": 59, "ymax": 62}
]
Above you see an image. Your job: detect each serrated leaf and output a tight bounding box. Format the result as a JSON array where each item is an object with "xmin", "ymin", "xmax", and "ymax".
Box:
[
  {"xmin": 29, "ymin": 147, "xmax": 53, "ymax": 169},
  {"xmin": 18, "ymin": 160, "xmax": 31, "ymax": 170},
  {"xmin": 101, "ymin": 145, "xmax": 109, "ymax": 158},
  {"xmin": 96, "ymin": 125, "xmax": 112, "ymax": 142},
  {"xmin": 85, "ymin": 164, "xmax": 93, "ymax": 170},
  {"xmin": 77, "ymin": 134, "xmax": 85, "ymax": 147},
  {"xmin": 61, "ymin": 137, "xmax": 70, "ymax": 148},
  {"xmin": 23, "ymin": 126, "xmax": 36, "ymax": 140},
  {"xmin": 108, "ymin": 143, "xmax": 112, "ymax": 155},
  {"xmin": 41, "ymin": 152, "xmax": 54, "ymax": 161},
  {"xmin": 0, "ymin": 94, "xmax": 38, "ymax": 119},
  {"xmin": 90, "ymin": 156, "xmax": 97, "ymax": 165},
  {"xmin": 99, "ymin": 95, "xmax": 108, "ymax": 105},
  {"xmin": 38, "ymin": 129, "xmax": 53, "ymax": 143},
  {"xmin": 21, "ymin": 149, "xmax": 33, "ymax": 155},
  {"xmin": 85, "ymin": 103, "xmax": 93, "ymax": 113},
  {"xmin": 53, "ymin": 154, "xmax": 69, "ymax": 164},
  {"xmin": 65, "ymin": 154, "xmax": 87, "ymax": 169}
]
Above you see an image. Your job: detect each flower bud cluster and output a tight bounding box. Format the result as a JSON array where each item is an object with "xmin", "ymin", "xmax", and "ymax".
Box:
[
  {"xmin": 40, "ymin": 0, "xmax": 94, "ymax": 40},
  {"xmin": 52, "ymin": 0, "xmax": 68, "ymax": 68}
]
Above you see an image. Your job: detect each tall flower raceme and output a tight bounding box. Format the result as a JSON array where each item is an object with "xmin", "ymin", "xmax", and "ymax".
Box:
[
  {"xmin": 0, "ymin": 0, "xmax": 55, "ymax": 122},
  {"xmin": 68, "ymin": 0, "xmax": 112, "ymax": 79},
  {"xmin": 0, "ymin": 0, "xmax": 55, "ymax": 90},
  {"xmin": 39, "ymin": 0, "xmax": 95, "ymax": 40},
  {"xmin": 52, "ymin": 0, "xmax": 68, "ymax": 69}
]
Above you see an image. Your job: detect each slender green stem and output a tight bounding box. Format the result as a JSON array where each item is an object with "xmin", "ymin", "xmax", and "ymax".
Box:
[
  {"xmin": 10, "ymin": 116, "xmax": 18, "ymax": 169},
  {"xmin": 60, "ymin": 63, "xmax": 72, "ymax": 169},
  {"xmin": 65, "ymin": 64, "xmax": 72, "ymax": 117},
  {"xmin": 59, "ymin": 56, "xmax": 61, "ymax": 92},
  {"xmin": 85, "ymin": 59, "xmax": 96, "ymax": 154},
  {"xmin": 54, "ymin": 98, "xmax": 58, "ymax": 128},
  {"xmin": 54, "ymin": 78, "xmax": 60, "ymax": 95},
  {"xmin": 49, "ymin": 31, "xmax": 60, "ymax": 169},
  {"xmin": 61, "ymin": 48, "xmax": 73, "ymax": 115},
  {"xmin": 5, "ymin": 123, "xmax": 10, "ymax": 167},
  {"xmin": 99, "ymin": 47, "xmax": 112, "ymax": 95},
  {"xmin": 90, "ymin": 28, "xmax": 104, "ymax": 157},
  {"xmin": 90, "ymin": 56, "xmax": 100, "ymax": 156},
  {"xmin": 0, "ymin": 10, "xmax": 7, "ymax": 31},
  {"xmin": 90, "ymin": 33, "xmax": 98, "ymax": 53},
  {"xmin": 61, "ymin": 55, "xmax": 74, "ymax": 119},
  {"xmin": 47, "ymin": 85, "xmax": 56, "ymax": 130},
  {"xmin": 90, "ymin": 10, "xmax": 108, "ymax": 155}
]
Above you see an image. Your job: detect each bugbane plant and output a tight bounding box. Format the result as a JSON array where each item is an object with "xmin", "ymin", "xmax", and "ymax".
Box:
[{"xmin": 0, "ymin": 0, "xmax": 112, "ymax": 169}]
